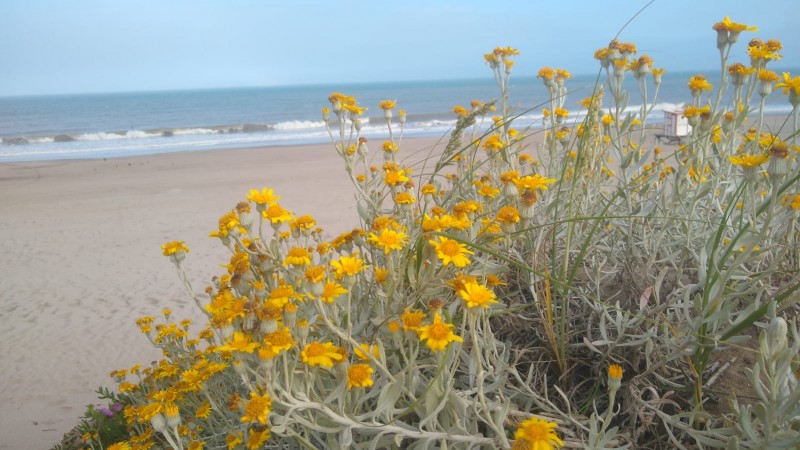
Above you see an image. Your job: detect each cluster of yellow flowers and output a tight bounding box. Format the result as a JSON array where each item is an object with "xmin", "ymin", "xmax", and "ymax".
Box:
[{"xmin": 102, "ymin": 15, "xmax": 800, "ymax": 450}]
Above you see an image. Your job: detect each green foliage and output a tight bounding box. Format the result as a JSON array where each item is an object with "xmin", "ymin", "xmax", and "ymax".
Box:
[{"xmin": 54, "ymin": 388, "xmax": 131, "ymax": 450}]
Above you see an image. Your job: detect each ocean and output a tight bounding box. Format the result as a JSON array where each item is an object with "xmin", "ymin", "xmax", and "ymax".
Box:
[{"xmin": 1, "ymin": 69, "xmax": 797, "ymax": 162}]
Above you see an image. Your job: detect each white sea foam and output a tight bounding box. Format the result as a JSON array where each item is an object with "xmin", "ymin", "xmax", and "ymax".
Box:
[
  {"xmin": 77, "ymin": 130, "xmax": 158, "ymax": 141},
  {"xmin": 415, "ymin": 119, "xmax": 457, "ymax": 129},
  {"xmin": 172, "ymin": 128, "xmax": 218, "ymax": 135},
  {"xmin": 272, "ymin": 120, "xmax": 326, "ymax": 130},
  {"xmin": 76, "ymin": 132, "xmax": 123, "ymax": 141},
  {"xmin": 27, "ymin": 137, "xmax": 54, "ymax": 143},
  {"xmin": 126, "ymin": 130, "xmax": 156, "ymax": 139}
]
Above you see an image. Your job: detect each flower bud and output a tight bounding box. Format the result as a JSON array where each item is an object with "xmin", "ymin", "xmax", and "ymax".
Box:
[
  {"xmin": 233, "ymin": 359, "xmax": 248, "ymax": 376},
  {"xmin": 768, "ymin": 142, "xmax": 789, "ymax": 178},
  {"xmin": 308, "ymin": 281, "xmax": 325, "ymax": 297},
  {"xmin": 220, "ymin": 324, "xmax": 234, "ymax": 340},
  {"xmin": 164, "ymin": 403, "xmax": 181, "ymax": 429},
  {"xmin": 283, "ymin": 303, "xmax": 297, "ymax": 328},
  {"xmin": 297, "ymin": 319, "xmax": 310, "ymax": 341},
  {"xmin": 169, "ymin": 252, "xmax": 186, "ymax": 264},
  {"xmin": 715, "ymin": 30, "xmax": 728, "ymax": 50},
  {"xmin": 759, "ymin": 81, "xmax": 773, "ymax": 98},
  {"xmin": 150, "ymin": 413, "xmax": 167, "ymax": 433},
  {"xmin": 341, "ymin": 274, "xmax": 356, "ymax": 288},
  {"xmin": 260, "ymin": 318, "xmax": 278, "ymax": 334},
  {"xmin": 243, "ymin": 312, "xmax": 257, "ymax": 332},
  {"xmin": 607, "ymin": 364, "xmax": 623, "ymax": 391},
  {"xmin": 767, "ymin": 317, "xmax": 788, "ymax": 351}
]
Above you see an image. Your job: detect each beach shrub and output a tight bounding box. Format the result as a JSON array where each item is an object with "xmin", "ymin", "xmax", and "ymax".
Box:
[
  {"xmin": 54, "ymin": 388, "xmax": 130, "ymax": 450},
  {"xmin": 105, "ymin": 16, "xmax": 799, "ymax": 449}
]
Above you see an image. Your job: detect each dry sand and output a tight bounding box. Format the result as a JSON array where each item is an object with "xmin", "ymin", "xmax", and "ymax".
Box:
[{"xmin": 0, "ymin": 137, "xmax": 449, "ymax": 450}]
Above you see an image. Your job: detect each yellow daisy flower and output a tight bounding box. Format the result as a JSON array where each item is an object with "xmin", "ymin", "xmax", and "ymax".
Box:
[
  {"xmin": 608, "ymin": 364, "xmax": 624, "ymax": 390},
  {"xmin": 429, "ymin": 237, "xmax": 473, "ymax": 268},
  {"xmin": 394, "ymin": 192, "xmax": 416, "ymax": 205},
  {"xmin": 246, "ymin": 428, "xmax": 270, "ymax": 450},
  {"xmin": 368, "ymin": 228, "xmax": 408, "ymax": 254},
  {"xmin": 729, "ymin": 153, "xmax": 769, "ymax": 168},
  {"xmin": 195, "ymin": 402, "xmax": 212, "ymax": 419},
  {"xmin": 283, "ymin": 247, "xmax": 312, "ymax": 267},
  {"xmin": 226, "ymin": 433, "xmax": 243, "ymax": 450},
  {"xmin": 263, "ymin": 204, "xmax": 293, "ymax": 224},
  {"xmin": 513, "ymin": 174, "xmax": 556, "ymax": 192},
  {"xmin": 776, "ymin": 72, "xmax": 800, "ymax": 96},
  {"xmin": 347, "ymin": 364, "xmax": 375, "ymax": 389},
  {"xmin": 240, "ymin": 392, "xmax": 272, "ymax": 425},
  {"xmin": 374, "ymin": 267, "xmax": 388, "ymax": 284},
  {"xmin": 246, "ymin": 188, "xmax": 280, "ymax": 206},
  {"xmin": 496, "ymin": 206, "xmax": 520, "ymax": 224},
  {"xmin": 331, "ymin": 254, "xmax": 366, "ymax": 279},
  {"xmin": 304, "ymin": 265, "xmax": 326, "ymax": 284},
  {"xmin": 384, "ymin": 168, "xmax": 410, "ymax": 186},
  {"xmin": 258, "ymin": 327, "xmax": 295, "ymax": 360},
  {"xmin": 217, "ymin": 332, "xmax": 259, "ymax": 354},
  {"xmin": 401, "ymin": 308, "xmax": 426, "ymax": 331},
  {"xmin": 383, "ymin": 141, "xmax": 398, "ymax": 153},
  {"xmin": 417, "ymin": 313, "xmax": 462, "ymax": 352},
  {"xmin": 486, "ymin": 274, "xmax": 506, "ymax": 287},
  {"xmin": 320, "ymin": 280, "xmax": 348, "ymax": 303},
  {"xmin": 290, "ymin": 214, "xmax": 316, "ymax": 232},
  {"xmin": 452, "ymin": 105, "xmax": 469, "ymax": 117},
  {"xmin": 267, "ymin": 284, "xmax": 298, "ymax": 308},
  {"xmin": 513, "ymin": 416, "xmax": 563, "ymax": 450},
  {"xmin": 106, "ymin": 443, "xmax": 131, "ymax": 450},
  {"xmin": 301, "ymin": 341, "xmax": 345, "ymax": 368},
  {"xmin": 537, "ymin": 67, "xmax": 554, "ymax": 80},
  {"xmin": 162, "ymin": 241, "xmax": 189, "ymax": 257},
  {"xmin": 688, "ymin": 74, "xmax": 713, "ymax": 92},
  {"xmin": 712, "ymin": 16, "xmax": 757, "ymax": 33},
  {"xmin": 478, "ymin": 182, "xmax": 501, "ymax": 198},
  {"xmin": 354, "ymin": 343, "xmax": 380, "ymax": 361},
  {"xmin": 483, "ymin": 134, "xmax": 505, "ymax": 152},
  {"xmin": 378, "ymin": 100, "xmax": 397, "ymax": 110},
  {"xmin": 458, "ymin": 282, "xmax": 497, "ymax": 309}
]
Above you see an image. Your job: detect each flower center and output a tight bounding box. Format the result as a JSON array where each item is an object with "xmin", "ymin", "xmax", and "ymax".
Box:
[
  {"xmin": 470, "ymin": 290, "xmax": 489, "ymax": 303},
  {"xmin": 440, "ymin": 240, "xmax": 461, "ymax": 256},
  {"xmin": 304, "ymin": 342, "xmax": 325, "ymax": 357},
  {"xmin": 428, "ymin": 323, "xmax": 450, "ymax": 340},
  {"xmin": 268, "ymin": 331, "xmax": 290, "ymax": 347},
  {"xmin": 349, "ymin": 367, "xmax": 369, "ymax": 382},
  {"xmin": 288, "ymin": 247, "xmax": 308, "ymax": 257},
  {"xmin": 381, "ymin": 234, "xmax": 400, "ymax": 246}
]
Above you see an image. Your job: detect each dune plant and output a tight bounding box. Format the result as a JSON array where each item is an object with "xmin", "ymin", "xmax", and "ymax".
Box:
[
  {"xmin": 54, "ymin": 388, "xmax": 130, "ymax": 450},
  {"xmin": 101, "ymin": 16, "xmax": 800, "ymax": 450}
]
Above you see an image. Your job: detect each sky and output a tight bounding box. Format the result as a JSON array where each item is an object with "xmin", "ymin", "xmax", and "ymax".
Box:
[{"xmin": 0, "ymin": 0, "xmax": 798, "ymax": 96}]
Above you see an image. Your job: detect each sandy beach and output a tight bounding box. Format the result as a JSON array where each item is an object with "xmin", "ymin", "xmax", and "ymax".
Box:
[{"xmin": 0, "ymin": 137, "xmax": 453, "ymax": 450}]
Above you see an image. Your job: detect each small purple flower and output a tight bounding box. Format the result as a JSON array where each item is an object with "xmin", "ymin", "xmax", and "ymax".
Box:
[
  {"xmin": 112, "ymin": 403, "xmax": 123, "ymax": 412},
  {"xmin": 98, "ymin": 407, "xmax": 114, "ymax": 417}
]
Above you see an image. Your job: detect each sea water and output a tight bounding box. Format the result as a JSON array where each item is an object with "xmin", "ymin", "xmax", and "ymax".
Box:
[{"xmin": 1, "ymin": 70, "xmax": 796, "ymax": 162}]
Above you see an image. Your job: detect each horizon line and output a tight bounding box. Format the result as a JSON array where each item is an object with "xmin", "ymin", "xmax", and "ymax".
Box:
[{"xmin": 3, "ymin": 65, "xmax": 800, "ymax": 99}]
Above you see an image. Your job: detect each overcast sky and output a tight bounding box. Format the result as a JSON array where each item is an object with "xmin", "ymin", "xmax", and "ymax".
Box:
[{"xmin": 0, "ymin": 0, "xmax": 797, "ymax": 96}]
